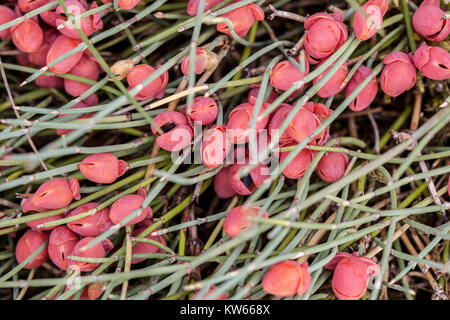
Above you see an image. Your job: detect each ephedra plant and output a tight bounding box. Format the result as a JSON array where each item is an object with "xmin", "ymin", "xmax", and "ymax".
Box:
[{"xmin": 0, "ymin": 0, "xmax": 448, "ymax": 301}]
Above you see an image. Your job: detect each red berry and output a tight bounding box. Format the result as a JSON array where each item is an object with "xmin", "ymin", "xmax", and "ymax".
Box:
[
  {"xmin": 353, "ymin": 0, "xmax": 387, "ymax": 41},
  {"xmin": 87, "ymin": 282, "xmax": 104, "ymax": 300},
  {"xmin": 287, "ymin": 105, "xmax": 321, "ymax": 143},
  {"xmin": 413, "ymin": 42, "xmax": 450, "ymax": 81},
  {"xmin": 248, "ymin": 83, "xmax": 279, "ymax": 105},
  {"xmin": 412, "ymin": 0, "xmax": 450, "ymax": 42},
  {"xmin": 226, "ymin": 102, "xmax": 269, "ymax": 144},
  {"xmin": 101, "ymin": 0, "xmax": 141, "ymax": 10},
  {"xmin": 186, "ymin": 96, "xmax": 218, "ymax": 125},
  {"xmin": 280, "ymin": 146, "xmax": 313, "ymax": 179},
  {"xmin": 67, "ymin": 237, "xmax": 113, "ymax": 272},
  {"xmin": 315, "ymin": 151, "xmax": 349, "ymax": 182},
  {"xmin": 127, "ymin": 64, "xmax": 169, "ymax": 100},
  {"xmin": 223, "ymin": 205, "xmax": 268, "ymax": 238},
  {"xmin": 56, "ymin": 0, "xmax": 103, "ymax": 39},
  {"xmin": 151, "ymin": 111, "xmax": 193, "ymax": 152},
  {"xmin": 270, "ymin": 57, "xmax": 309, "ymax": 92},
  {"xmin": 217, "ymin": 2, "xmax": 264, "ymax": 38},
  {"xmin": 109, "ymin": 189, "xmax": 152, "ymax": 226},
  {"xmin": 213, "ymin": 166, "xmax": 236, "ymax": 199},
  {"xmin": 17, "ymin": 0, "xmax": 48, "ymax": 13},
  {"xmin": 181, "ymin": 47, "xmax": 208, "ymax": 76},
  {"xmin": 268, "ymin": 104, "xmax": 294, "ymax": 144},
  {"xmin": 48, "ymin": 226, "xmax": 79, "ymax": 270},
  {"xmin": 27, "ymin": 178, "xmax": 81, "ymax": 211},
  {"xmin": 345, "ymin": 65, "xmax": 378, "ymax": 112},
  {"xmin": 0, "ymin": 5, "xmax": 17, "ymax": 40},
  {"xmin": 64, "ymin": 55, "xmax": 99, "ymax": 96},
  {"xmin": 380, "ymin": 52, "xmax": 416, "ymax": 97},
  {"xmin": 47, "ymin": 35, "xmax": 83, "ymax": 74},
  {"xmin": 313, "ymin": 60, "xmax": 348, "ymax": 98},
  {"xmin": 324, "ymin": 252, "xmax": 380, "ymax": 300},
  {"xmin": 25, "ymin": 209, "xmax": 64, "ymax": 231},
  {"xmin": 36, "ymin": 74, "xmax": 64, "ymax": 89},
  {"xmin": 79, "ymin": 153, "xmax": 129, "ymax": 184},
  {"xmin": 304, "ymin": 12, "xmax": 348, "ymax": 60},
  {"xmin": 66, "ymin": 202, "xmax": 113, "ymax": 237},
  {"xmin": 15, "ymin": 229, "xmax": 49, "ymax": 269},
  {"xmin": 229, "ymin": 161, "xmax": 269, "ymax": 195},
  {"xmin": 262, "ymin": 261, "xmax": 311, "ymax": 297},
  {"xmin": 40, "ymin": 3, "xmax": 58, "ymax": 27},
  {"xmin": 11, "ymin": 19, "xmax": 43, "ymax": 53},
  {"xmin": 186, "ymin": 0, "xmax": 222, "ymax": 16},
  {"xmin": 201, "ymin": 125, "xmax": 231, "ymax": 168}
]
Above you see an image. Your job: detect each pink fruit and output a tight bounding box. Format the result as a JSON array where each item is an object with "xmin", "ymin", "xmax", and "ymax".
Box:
[
  {"xmin": 262, "ymin": 261, "xmax": 311, "ymax": 297},
  {"xmin": 413, "ymin": 42, "xmax": 450, "ymax": 81},
  {"xmin": 25, "ymin": 210, "xmax": 64, "ymax": 232},
  {"xmin": 217, "ymin": 2, "xmax": 264, "ymax": 38},
  {"xmin": 223, "ymin": 205, "xmax": 268, "ymax": 238},
  {"xmin": 380, "ymin": 52, "xmax": 416, "ymax": 97},
  {"xmin": 268, "ymin": 104, "xmax": 295, "ymax": 144},
  {"xmin": 66, "ymin": 202, "xmax": 113, "ymax": 237},
  {"xmin": 186, "ymin": 0, "xmax": 222, "ymax": 16},
  {"xmin": 109, "ymin": 189, "xmax": 152, "ymax": 226},
  {"xmin": 345, "ymin": 65, "xmax": 378, "ymax": 112},
  {"xmin": 17, "ymin": 0, "xmax": 48, "ymax": 13},
  {"xmin": 100, "ymin": 0, "xmax": 141, "ymax": 10},
  {"xmin": 15, "ymin": 229, "xmax": 49, "ymax": 269},
  {"xmin": 315, "ymin": 151, "xmax": 349, "ymax": 182},
  {"xmin": 16, "ymin": 52, "xmax": 33, "ymax": 67},
  {"xmin": 280, "ymin": 146, "xmax": 313, "ymax": 179},
  {"xmin": 226, "ymin": 102, "xmax": 269, "ymax": 144},
  {"xmin": 11, "ymin": 19, "xmax": 43, "ymax": 53},
  {"xmin": 213, "ymin": 166, "xmax": 236, "ymax": 199},
  {"xmin": 79, "ymin": 153, "xmax": 128, "ymax": 184},
  {"xmin": 186, "ymin": 96, "xmax": 218, "ymax": 125},
  {"xmin": 150, "ymin": 111, "xmax": 194, "ymax": 152},
  {"xmin": 201, "ymin": 125, "xmax": 231, "ymax": 168},
  {"xmin": 304, "ymin": 12, "xmax": 348, "ymax": 60},
  {"xmin": 412, "ymin": 0, "xmax": 450, "ymax": 42},
  {"xmin": 287, "ymin": 105, "xmax": 321, "ymax": 143},
  {"xmin": 229, "ymin": 161, "xmax": 269, "ymax": 195},
  {"xmin": 181, "ymin": 47, "xmax": 210, "ymax": 76},
  {"xmin": 47, "ymin": 35, "xmax": 83, "ymax": 74},
  {"xmin": 36, "ymin": 75, "xmax": 64, "ymax": 89},
  {"xmin": 324, "ymin": 252, "xmax": 380, "ymax": 300},
  {"xmin": 64, "ymin": 55, "xmax": 99, "ymax": 96},
  {"xmin": 0, "ymin": 5, "xmax": 17, "ymax": 40},
  {"xmin": 270, "ymin": 57, "xmax": 309, "ymax": 92},
  {"xmin": 353, "ymin": 0, "xmax": 388, "ymax": 41},
  {"xmin": 56, "ymin": 0, "xmax": 103, "ymax": 39},
  {"xmin": 313, "ymin": 60, "xmax": 349, "ymax": 98},
  {"xmin": 127, "ymin": 64, "xmax": 169, "ymax": 100},
  {"xmin": 27, "ymin": 178, "xmax": 81, "ymax": 210},
  {"xmin": 40, "ymin": 2, "xmax": 58, "ymax": 27},
  {"xmin": 48, "ymin": 226, "xmax": 79, "ymax": 270},
  {"xmin": 29, "ymin": 43, "xmax": 50, "ymax": 67},
  {"xmin": 248, "ymin": 83, "xmax": 279, "ymax": 105},
  {"xmin": 67, "ymin": 237, "xmax": 113, "ymax": 272}
]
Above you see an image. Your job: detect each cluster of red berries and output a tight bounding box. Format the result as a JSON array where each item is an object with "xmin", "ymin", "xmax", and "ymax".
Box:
[
  {"xmin": 0, "ymin": 0, "xmax": 172, "ymax": 137},
  {"xmin": 16, "ymin": 152, "xmax": 166, "ymax": 299},
  {"xmin": 2, "ymin": 0, "xmax": 450, "ymax": 302}
]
